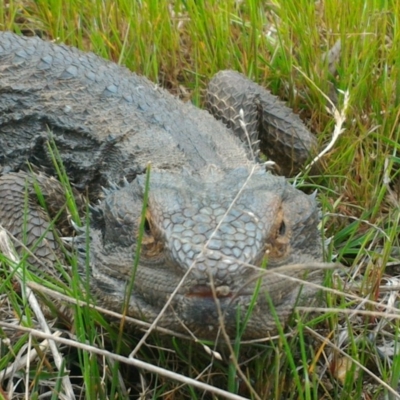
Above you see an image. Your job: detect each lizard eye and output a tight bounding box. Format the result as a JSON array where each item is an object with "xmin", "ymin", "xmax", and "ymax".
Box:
[
  {"xmin": 278, "ymin": 220, "xmax": 286, "ymax": 236},
  {"xmin": 265, "ymin": 212, "xmax": 290, "ymax": 260},
  {"xmin": 138, "ymin": 210, "xmax": 153, "ymax": 237},
  {"xmin": 143, "ymin": 216, "xmax": 152, "ymax": 236},
  {"xmin": 140, "ymin": 210, "xmax": 164, "ymax": 257}
]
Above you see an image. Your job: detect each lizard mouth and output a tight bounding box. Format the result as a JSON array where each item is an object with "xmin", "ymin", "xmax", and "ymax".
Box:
[{"xmin": 186, "ymin": 284, "xmax": 233, "ymax": 299}]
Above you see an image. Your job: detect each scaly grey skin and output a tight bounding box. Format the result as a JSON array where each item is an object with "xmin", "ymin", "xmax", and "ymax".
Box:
[
  {"xmin": 0, "ymin": 32, "xmax": 322, "ymax": 339},
  {"xmin": 206, "ymin": 70, "xmax": 318, "ymax": 176}
]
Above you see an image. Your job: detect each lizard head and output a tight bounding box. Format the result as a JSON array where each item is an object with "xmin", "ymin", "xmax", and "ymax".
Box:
[{"xmin": 82, "ymin": 165, "xmax": 322, "ymax": 340}]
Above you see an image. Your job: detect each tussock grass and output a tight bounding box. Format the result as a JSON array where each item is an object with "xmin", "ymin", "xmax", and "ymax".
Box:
[{"xmin": 1, "ymin": 0, "xmax": 400, "ymax": 398}]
